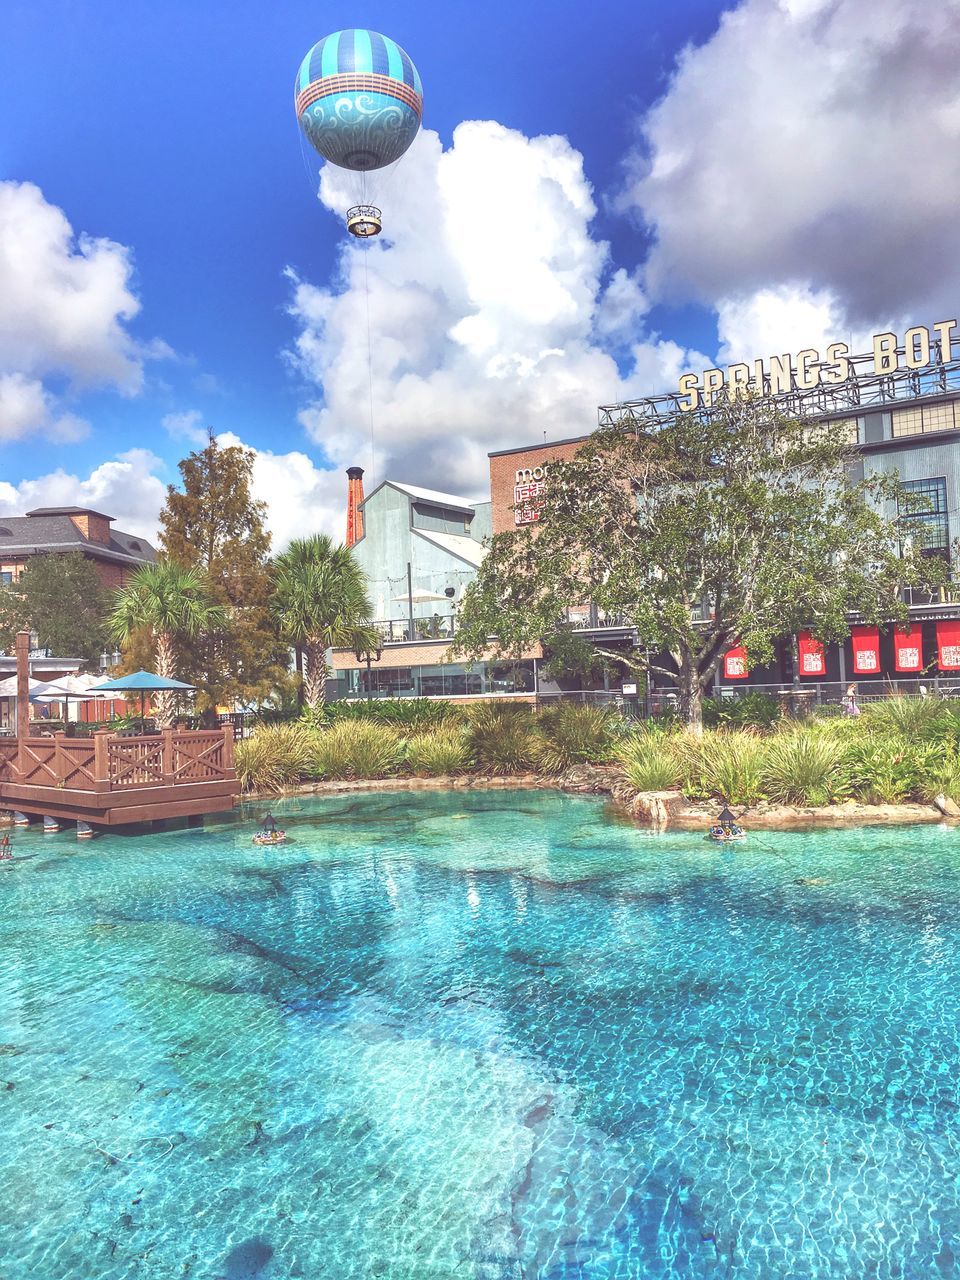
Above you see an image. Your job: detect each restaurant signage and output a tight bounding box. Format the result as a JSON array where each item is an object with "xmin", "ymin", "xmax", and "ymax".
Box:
[
  {"xmin": 851, "ymin": 625, "xmax": 880, "ymax": 674},
  {"xmin": 678, "ymin": 320, "xmax": 957, "ymax": 411},
  {"xmin": 797, "ymin": 631, "xmax": 826, "ymax": 677},
  {"xmin": 893, "ymin": 625, "xmax": 923, "ymax": 673},
  {"xmin": 936, "ymin": 620, "xmax": 960, "ymax": 670},
  {"xmin": 723, "ymin": 645, "xmax": 749, "ymax": 679},
  {"xmin": 514, "ymin": 464, "xmax": 550, "ymax": 526}
]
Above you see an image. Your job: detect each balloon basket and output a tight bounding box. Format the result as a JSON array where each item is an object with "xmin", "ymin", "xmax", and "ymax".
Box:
[{"xmin": 346, "ymin": 205, "xmax": 382, "ymax": 238}]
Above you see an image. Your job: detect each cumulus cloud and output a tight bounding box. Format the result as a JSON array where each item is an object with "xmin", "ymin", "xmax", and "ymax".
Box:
[
  {"xmin": 287, "ymin": 122, "xmax": 707, "ymax": 494},
  {"xmin": 0, "ymin": 436, "xmax": 347, "ymax": 550},
  {"xmin": 0, "ymin": 449, "xmax": 169, "ymax": 540},
  {"xmin": 624, "ymin": 0, "xmax": 960, "ymax": 331},
  {"xmin": 0, "ymin": 181, "xmax": 164, "ymax": 442}
]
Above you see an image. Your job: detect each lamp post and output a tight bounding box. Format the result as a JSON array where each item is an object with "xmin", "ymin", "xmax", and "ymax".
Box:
[{"xmin": 354, "ymin": 639, "xmax": 384, "ymax": 702}]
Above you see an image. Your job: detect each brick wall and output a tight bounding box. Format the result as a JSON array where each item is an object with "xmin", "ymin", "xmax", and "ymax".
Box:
[
  {"xmin": 489, "ymin": 437, "xmax": 587, "ymax": 535},
  {"xmin": 330, "ymin": 639, "xmax": 542, "ymax": 671}
]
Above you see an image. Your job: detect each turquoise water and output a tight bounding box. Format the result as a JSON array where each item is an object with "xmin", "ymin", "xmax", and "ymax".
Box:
[{"xmin": 2, "ymin": 791, "xmax": 960, "ymax": 1279}]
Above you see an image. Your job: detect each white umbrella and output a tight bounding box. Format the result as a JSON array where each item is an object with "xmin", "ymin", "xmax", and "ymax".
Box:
[
  {"xmin": 391, "ymin": 589, "xmax": 450, "ymax": 604},
  {"xmin": 0, "ymin": 676, "xmax": 69, "ymax": 699}
]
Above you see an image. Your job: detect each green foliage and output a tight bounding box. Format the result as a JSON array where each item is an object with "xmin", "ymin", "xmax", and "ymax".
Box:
[
  {"xmin": 159, "ymin": 434, "xmax": 289, "ymax": 711},
  {"xmin": 703, "ymin": 692, "xmax": 782, "ymax": 730},
  {"xmin": 322, "ymin": 698, "xmax": 463, "ymax": 731},
  {"xmin": 839, "ymin": 739, "xmax": 944, "ymax": 805},
  {"xmin": 311, "ymin": 721, "xmax": 404, "ymax": 780},
  {"xmin": 6, "ymin": 552, "xmax": 112, "ymax": 668},
  {"xmin": 235, "ymin": 724, "xmax": 315, "ymax": 793},
  {"xmin": 465, "ymin": 702, "xmax": 537, "ymax": 775},
  {"xmin": 677, "ymin": 731, "xmax": 767, "ymax": 806},
  {"xmin": 406, "ymin": 728, "xmax": 472, "ymax": 776},
  {"xmin": 861, "ymin": 696, "xmax": 951, "ymax": 741},
  {"xmin": 531, "ymin": 703, "xmax": 617, "ymax": 773},
  {"xmin": 760, "ymin": 732, "xmax": 848, "ymax": 805},
  {"xmin": 615, "ymin": 734, "xmax": 681, "ymax": 791}
]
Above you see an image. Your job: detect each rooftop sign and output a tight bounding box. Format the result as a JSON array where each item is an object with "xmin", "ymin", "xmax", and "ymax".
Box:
[{"xmin": 678, "ymin": 321, "xmax": 957, "ymax": 411}]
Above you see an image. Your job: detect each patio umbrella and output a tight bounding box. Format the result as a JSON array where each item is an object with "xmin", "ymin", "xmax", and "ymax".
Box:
[
  {"xmin": 88, "ymin": 671, "xmax": 196, "ymax": 733},
  {"xmin": 391, "ymin": 589, "xmax": 449, "ymax": 603},
  {"xmin": 0, "ymin": 676, "xmax": 70, "ymax": 699}
]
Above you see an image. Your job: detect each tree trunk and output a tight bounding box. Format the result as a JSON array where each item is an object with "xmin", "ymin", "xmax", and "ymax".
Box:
[
  {"xmin": 303, "ymin": 641, "xmax": 328, "ymax": 709},
  {"xmin": 153, "ymin": 631, "xmax": 177, "ymax": 728},
  {"xmin": 295, "ymin": 645, "xmax": 305, "ymax": 708},
  {"xmin": 677, "ymin": 656, "xmax": 704, "ymax": 736}
]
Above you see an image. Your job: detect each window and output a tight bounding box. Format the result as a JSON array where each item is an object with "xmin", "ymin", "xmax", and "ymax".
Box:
[
  {"xmin": 0, "ymin": 572, "xmax": 11, "ymax": 585},
  {"xmin": 821, "ymin": 417, "xmax": 860, "ymax": 444},
  {"xmin": 892, "ymin": 402, "xmax": 958, "ymax": 437},
  {"xmin": 899, "ymin": 477, "xmax": 949, "ymax": 553}
]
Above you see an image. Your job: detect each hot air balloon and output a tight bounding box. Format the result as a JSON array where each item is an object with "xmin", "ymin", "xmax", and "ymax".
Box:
[{"xmin": 295, "ymin": 29, "xmax": 423, "ymax": 238}]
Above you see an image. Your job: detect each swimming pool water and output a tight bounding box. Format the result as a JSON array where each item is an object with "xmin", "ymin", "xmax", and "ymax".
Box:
[{"xmin": 2, "ymin": 789, "xmax": 959, "ymax": 1278}]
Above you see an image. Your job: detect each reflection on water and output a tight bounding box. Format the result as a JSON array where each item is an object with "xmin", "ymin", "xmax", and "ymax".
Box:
[{"xmin": 1, "ymin": 790, "xmax": 960, "ymax": 1277}]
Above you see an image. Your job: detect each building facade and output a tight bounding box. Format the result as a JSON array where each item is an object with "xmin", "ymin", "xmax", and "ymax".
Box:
[{"xmin": 0, "ymin": 507, "xmax": 156, "ymax": 589}]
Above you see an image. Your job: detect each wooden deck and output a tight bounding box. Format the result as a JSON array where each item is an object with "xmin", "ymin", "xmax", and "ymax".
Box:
[{"xmin": 0, "ymin": 728, "xmax": 239, "ymax": 826}]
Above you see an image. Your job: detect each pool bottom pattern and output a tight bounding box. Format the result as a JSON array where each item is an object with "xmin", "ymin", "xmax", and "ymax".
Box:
[{"xmin": 1, "ymin": 790, "xmax": 959, "ymax": 1278}]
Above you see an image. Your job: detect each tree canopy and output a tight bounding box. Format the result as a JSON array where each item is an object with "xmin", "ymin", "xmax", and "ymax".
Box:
[
  {"xmin": 159, "ymin": 432, "xmax": 288, "ymax": 711},
  {"xmin": 454, "ymin": 400, "xmax": 945, "ymax": 729},
  {"xmin": 0, "ymin": 552, "xmax": 112, "ymax": 667}
]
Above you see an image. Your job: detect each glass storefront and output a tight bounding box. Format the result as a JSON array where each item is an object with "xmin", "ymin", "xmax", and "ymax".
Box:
[{"xmin": 331, "ymin": 660, "xmax": 535, "ymax": 700}]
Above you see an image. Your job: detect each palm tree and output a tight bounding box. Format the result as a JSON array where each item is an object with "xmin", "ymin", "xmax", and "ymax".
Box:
[
  {"xmin": 109, "ymin": 562, "xmax": 227, "ymax": 726},
  {"xmin": 271, "ymin": 535, "xmax": 374, "ymax": 708}
]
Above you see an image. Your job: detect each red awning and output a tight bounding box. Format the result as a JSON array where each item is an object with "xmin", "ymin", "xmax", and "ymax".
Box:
[
  {"xmin": 937, "ymin": 620, "xmax": 960, "ymax": 670},
  {"xmin": 893, "ymin": 625, "xmax": 923, "ymax": 673},
  {"xmin": 851, "ymin": 625, "xmax": 880, "ymax": 675},
  {"xmin": 797, "ymin": 631, "xmax": 826, "ymax": 677},
  {"xmin": 723, "ymin": 645, "xmax": 749, "ymax": 679}
]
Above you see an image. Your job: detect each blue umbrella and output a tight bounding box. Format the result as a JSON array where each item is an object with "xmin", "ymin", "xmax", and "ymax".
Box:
[{"xmin": 87, "ymin": 671, "xmax": 196, "ymax": 732}]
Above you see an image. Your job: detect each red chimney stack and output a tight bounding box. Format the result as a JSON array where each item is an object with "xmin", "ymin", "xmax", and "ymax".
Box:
[{"xmin": 346, "ymin": 466, "xmax": 365, "ymax": 547}]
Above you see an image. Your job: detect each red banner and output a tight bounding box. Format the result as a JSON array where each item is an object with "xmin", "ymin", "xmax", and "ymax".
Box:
[
  {"xmin": 937, "ymin": 620, "xmax": 960, "ymax": 670},
  {"xmin": 797, "ymin": 631, "xmax": 826, "ymax": 677},
  {"xmin": 723, "ymin": 645, "xmax": 749, "ymax": 679},
  {"xmin": 851, "ymin": 625, "xmax": 880, "ymax": 675},
  {"xmin": 893, "ymin": 625, "xmax": 923, "ymax": 673}
]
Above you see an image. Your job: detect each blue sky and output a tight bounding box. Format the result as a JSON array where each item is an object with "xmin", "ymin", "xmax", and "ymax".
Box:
[{"xmin": 0, "ymin": 0, "xmax": 955, "ymax": 542}]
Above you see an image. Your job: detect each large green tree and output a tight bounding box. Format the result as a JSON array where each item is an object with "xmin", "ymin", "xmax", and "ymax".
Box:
[
  {"xmin": 109, "ymin": 562, "xmax": 227, "ymax": 725},
  {"xmin": 0, "ymin": 552, "xmax": 112, "ymax": 667},
  {"xmin": 271, "ymin": 534, "xmax": 375, "ymax": 708},
  {"xmin": 159, "ymin": 432, "xmax": 288, "ymax": 711},
  {"xmin": 454, "ymin": 400, "xmax": 944, "ymax": 731}
]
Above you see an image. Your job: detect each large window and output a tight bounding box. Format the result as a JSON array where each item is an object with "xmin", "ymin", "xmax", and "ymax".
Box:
[
  {"xmin": 332, "ymin": 660, "xmax": 535, "ymax": 701},
  {"xmin": 892, "ymin": 401, "xmax": 958, "ymax": 437},
  {"xmin": 899, "ymin": 477, "xmax": 949, "ymax": 553}
]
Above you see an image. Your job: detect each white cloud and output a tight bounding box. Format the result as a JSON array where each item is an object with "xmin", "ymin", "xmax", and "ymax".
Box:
[
  {"xmin": 0, "ymin": 181, "xmax": 165, "ymax": 442},
  {"xmin": 714, "ymin": 283, "xmax": 883, "ymax": 366},
  {"xmin": 286, "ymin": 122, "xmax": 705, "ymax": 494},
  {"xmin": 217, "ymin": 433, "xmax": 345, "ymax": 550},
  {"xmin": 162, "ymin": 408, "xmax": 208, "ymax": 447},
  {"xmin": 0, "ymin": 449, "xmax": 169, "ymax": 540},
  {"xmin": 623, "ymin": 0, "xmax": 960, "ymax": 329}
]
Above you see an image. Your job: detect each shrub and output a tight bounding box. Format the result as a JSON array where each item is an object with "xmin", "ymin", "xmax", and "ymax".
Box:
[
  {"xmin": 532, "ymin": 703, "xmax": 616, "ymax": 773},
  {"xmin": 616, "ymin": 734, "xmax": 681, "ymax": 791},
  {"xmin": 235, "ymin": 724, "xmax": 315, "ymax": 793},
  {"xmin": 861, "ymin": 696, "xmax": 950, "ymax": 741},
  {"xmin": 677, "ymin": 731, "xmax": 766, "ymax": 806},
  {"xmin": 760, "ymin": 732, "xmax": 848, "ymax": 805},
  {"xmin": 703, "ymin": 692, "xmax": 782, "ymax": 730},
  {"xmin": 312, "ymin": 721, "xmax": 403, "ymax": 780},
  {"xmin": 465, "ymin": 703, "xmax": 537, "ymax": 774},
  {"xmin": 321, "ymin": 698, "xmax": 463, "ymax": 732},
  {"xmin": 405, "ymin": 728, "xmax": 472, "ymax": 776},
  {"xmin": 839, "ymin": 739, "xmax": 943, "ymax": 805}
]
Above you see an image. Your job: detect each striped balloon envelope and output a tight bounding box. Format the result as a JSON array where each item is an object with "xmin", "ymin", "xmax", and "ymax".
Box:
[{"xmin": 295, "ymin": 29, "xmax": 423, "ymax": 173}]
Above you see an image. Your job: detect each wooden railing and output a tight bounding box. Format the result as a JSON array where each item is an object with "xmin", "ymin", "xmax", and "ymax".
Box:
[{"xmin": 0, "ymin": 728, "xmax": 234, "ymax": 792}]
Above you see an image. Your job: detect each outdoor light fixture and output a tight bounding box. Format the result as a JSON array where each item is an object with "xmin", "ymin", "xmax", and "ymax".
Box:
[{"xmin": 354, "ymin": 639, "xmax": 385, "ymax": 702}]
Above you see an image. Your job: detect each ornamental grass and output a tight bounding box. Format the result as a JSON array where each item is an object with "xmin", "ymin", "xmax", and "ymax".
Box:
[
  {"xmin": 311, "ymin": 720, "xmax": 404, "ymax": 781},
  {"xmin": 406, "ymin": 728, "xmax": 472, "ymax": 776},
  {"xmin": 615, "ymin": 733, "xmax": 682, "ymax": 792},
  {"xmin": 235, "ymin": 724, "xmax": 316, "ymax": 794},
  {"xmin": 759, "ymin": 732, "xmax": 849, "ymax": 806},
  {"xmin": 464, "ymin": 702, "xmax": 538, "ymax": 775},
  {"xmin": 531, "ymin": 703, "xmax": 618, "ymax": 774}
]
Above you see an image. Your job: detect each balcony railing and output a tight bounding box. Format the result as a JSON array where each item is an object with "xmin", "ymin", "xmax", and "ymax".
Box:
[{"xmin": 373, "ymin": 614, "xmax": 458, "ymax": 644}]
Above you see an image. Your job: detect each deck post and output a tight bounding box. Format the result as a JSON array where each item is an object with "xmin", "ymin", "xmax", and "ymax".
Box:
[
  {"xmin": 94, "ymin": 730, "xmax": 110, "ymax": 792},
  {"xmin": 15, "ymin": 631, "xmax": 29, "ymax": 743},
  {"xmin": 162, "ymin": 729, "xmax": 174, "ymax": 786},
  {"xmin": 221, "ymin": 724, "xmax": 234, "ymax": 772},
  {"xmin": 53, "ymin": 732, "xmax": 65, "ymax": 787}
]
